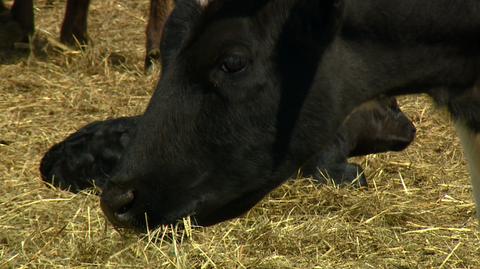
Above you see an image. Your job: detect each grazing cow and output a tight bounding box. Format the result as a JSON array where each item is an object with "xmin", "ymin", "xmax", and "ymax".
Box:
[
  {"xmin": 0, "ymin": 0, "xmax": 173, "ymax": 70},
  {"xmin": 302, "ymin": 96, "xmax": 416, "ymax": 187},
  {"xmin": 40, "ymin": 96, "xmax": 415, "ymax": 192},
  {"xmin": 50, "ymin": 0, "xmax": 479, "ymax": 230}
]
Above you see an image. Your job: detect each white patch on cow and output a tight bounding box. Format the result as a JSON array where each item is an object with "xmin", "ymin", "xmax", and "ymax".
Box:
[
  {"xmin": 196, "ymin": 0, "xmax": 211, "ymax": 8},
  {"xmin": 455, "ymin": 121, "xmax": 480, "ymax": 219}
]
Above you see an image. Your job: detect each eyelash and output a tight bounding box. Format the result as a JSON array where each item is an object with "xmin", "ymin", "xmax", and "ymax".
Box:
[{"xmin": 220, "ymin": 55, "xmax": 247, "ymax": 73}]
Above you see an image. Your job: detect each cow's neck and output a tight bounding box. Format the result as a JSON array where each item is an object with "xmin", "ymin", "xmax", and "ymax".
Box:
[
  {"xmin": 309, "ymin": 0, "xmax": 480, "ymax": 119},
  {"xmin": 341, "ymin": 0, "xmax": 480, "ymax": 45}
]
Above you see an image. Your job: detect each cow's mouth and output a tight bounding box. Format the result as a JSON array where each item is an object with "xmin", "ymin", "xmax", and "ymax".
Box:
[
  {"xmin": 100, "ymin": 186, "xmax": 206, "ymax": 230},
  {"xmin": 100, "ymin": 188, "xmax": 138, "ymax": 229},
  {"xmin": 112, "ymin": 191, "xmax": 136, "ymax": 224}
]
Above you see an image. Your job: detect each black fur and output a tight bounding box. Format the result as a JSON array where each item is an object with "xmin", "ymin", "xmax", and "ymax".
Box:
[
  {"xmin": 40, "ymin": 117, "xmax": 138, "ymax": 192},
  {"xmin": 58, "ymin": 0, "xmax": 479, "ymax": 229},
  {"xmin": 40, "ymin": 96, "xmax": 415, "ymax": 191}
]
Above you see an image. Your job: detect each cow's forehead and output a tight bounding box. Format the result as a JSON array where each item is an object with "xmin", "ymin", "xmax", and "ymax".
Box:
[{"xmin": 168, "ymin": 0, "xmax": 297, "ymax": 52}]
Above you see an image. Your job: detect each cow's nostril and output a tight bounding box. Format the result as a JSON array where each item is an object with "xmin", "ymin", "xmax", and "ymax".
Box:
[
  {"xmin": 116, "ymin": 191, "xmax": 135, "ymax": 215},
  {"xmin": 107, "ymin": 189, "xmax": 135, "ymax": 214},
  {"xmin": 101, "ymin": 188, "xmax": 139, "ymax": 228},
  {"xmin": 410, "ymin": 125, "xmax": 417, "ymax": 138}
]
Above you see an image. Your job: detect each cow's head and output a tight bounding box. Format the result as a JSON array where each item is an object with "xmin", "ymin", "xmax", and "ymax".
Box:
[
  {"xmin": 100, "ymin": 0, "xmax": 355, "ymax": 229},
  {"xmin": 348, "ymin": 96, "xmax": 416, "ymax": 157}
]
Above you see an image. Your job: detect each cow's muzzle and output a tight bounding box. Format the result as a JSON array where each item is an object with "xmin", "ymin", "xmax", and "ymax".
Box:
[{"xmin": 100, "ymin": 187, "xmax": 137, "ymax": 228}]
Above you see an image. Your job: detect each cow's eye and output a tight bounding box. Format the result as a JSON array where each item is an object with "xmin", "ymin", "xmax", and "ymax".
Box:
[{"xmin": 221, "ymin": 55, "xmax": 247, "ymax": 73}]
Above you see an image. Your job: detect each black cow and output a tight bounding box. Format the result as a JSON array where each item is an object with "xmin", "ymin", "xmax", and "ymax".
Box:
[
  {"xmin": 40, "ymin": 96, "xmax": 415, "ymax": 192},
  {"xmin": 0, "ymin": 0, "xmax": 174, "ymax": 70},
  {"xmin": 101, "ymin": 0, "xmax": 480, "ymax": 229},
  {"xmin": 302, "ymin": 96, "xmax": 415, "ymax": 187},
  {"xmin": 44, "ymin": 0, "xmax": 480, "ymax": 230}
]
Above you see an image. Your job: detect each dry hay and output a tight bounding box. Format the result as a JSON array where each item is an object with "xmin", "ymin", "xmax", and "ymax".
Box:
[{"xmin": 0, "ymin": 1, "xmax": 479, "ymax": 268}]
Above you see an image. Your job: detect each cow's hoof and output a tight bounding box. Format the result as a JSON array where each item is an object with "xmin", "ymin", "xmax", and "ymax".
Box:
[
  {"xmin": 59, "ymin": 31, "xmax": 89, "ymax": 48},
  {"xmin": 40, "ymin": 117, "xmax": 138, "ymax": 193},
  {"xmin": 334, "ymin": 163, "xmax": 368, "ymax": 188},
  {"xmin": 144, "ymin": 48, "xmax": 161, "ymax": 73},
  {"xmin": 313, "ymin": 163, "xmax": 368, "ymax": 188}
]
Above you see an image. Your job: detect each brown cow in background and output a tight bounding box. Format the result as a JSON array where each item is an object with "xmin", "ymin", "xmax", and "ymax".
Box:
[{"xmin": 0, "ymin": 0, "xmax": 174, "ymax": 70}]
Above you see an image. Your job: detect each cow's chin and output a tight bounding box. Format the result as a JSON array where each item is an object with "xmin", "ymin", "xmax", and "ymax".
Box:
[
  {"xmin": 100, "ymin": 176, "xmax": 273, "ymax": 231},
  {"xmin": 151, "ymin": 190, "xmax": 268, "ymax": 229},
  {"xmin": 191, "ymin": 187, "xmax": 272, "ymax": 226},
  {"xmin": 100, "ymin": 192, "xmax": 204, "ymax": 231}
]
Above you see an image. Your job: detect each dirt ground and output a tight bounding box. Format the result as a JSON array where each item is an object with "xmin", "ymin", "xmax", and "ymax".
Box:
[{"xmin": 1, "ymin": 1, "xmax": 479, "ymax": 268}]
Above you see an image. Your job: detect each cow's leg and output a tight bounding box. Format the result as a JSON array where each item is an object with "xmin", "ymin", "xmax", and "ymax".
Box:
[
  {"xmin": 60, "ymin": 0, "xmax": 90, "ymax": 45},
  {"xmin": 144, "ymin": 0, "xmax": 173, "ymax": 72},
  {"xmin": 455, "ymin": 122, "xmax": 480, "ymax": 218},
  {"xmin": 434, "ymin": 85, "xmax": 480, "ymax": 219},
  {"xmin": 302, "ymin": 139, "xmax": 367, "ymax": 188},
  {"xmin": 315, "ymin": 162, "xmax": 367, "ymax": 187},
  {"xmin": 10, "ymin": 0, "xmax": 34, "ymax": 41}
]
